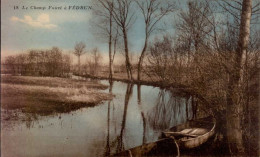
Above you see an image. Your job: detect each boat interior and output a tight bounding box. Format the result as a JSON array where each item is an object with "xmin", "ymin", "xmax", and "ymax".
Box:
[{"xmin": 161, "ymin": 116, "xmax": 215, "ymax": 139}]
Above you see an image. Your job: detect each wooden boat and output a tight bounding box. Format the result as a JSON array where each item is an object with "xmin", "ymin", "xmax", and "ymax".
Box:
[
  {"xmin": 110, "ymin": 138, "xmax": 178, "ymax": 157},
  {"xmin": 111, "ymin": 116, "xmax": 216, "ymax": 156},
  {"xmin": 161, "ymin": 116, "xmax": 216, "ymax": 149}
]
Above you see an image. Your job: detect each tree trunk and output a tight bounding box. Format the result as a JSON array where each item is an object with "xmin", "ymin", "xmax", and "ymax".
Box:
[
  {"xmin": 226, "ymin": 0, "xmax": 252, "ymax": 155},
  {"xmin": 78, "ymin": 56, "xmax": 80, "ymax": 74},
  {"xmin": 108, "ymin": 10, "xmax": 113, "ymax": 81},
  {"xmin": 112, "ymin": 34, "xmax": 117, "ymax": 76},
  {"xmin": 122, "ymin": 28, "xmax": 133, "ymax": 80},
  {"xmin": 105, "ymin": 81, "xmax": 113, "ymax": 156},
  {"xmin": 137, "ymin": 37, "xmax": 148, "ymax": 81},
  {"xmin": 137, "ymin": 85, "xmax": 146, "ymax": 144}
]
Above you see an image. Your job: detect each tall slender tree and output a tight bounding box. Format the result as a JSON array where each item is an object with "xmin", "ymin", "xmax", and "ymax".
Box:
[
  {"xmin": 112, "ymin": 0, "xmax": 135, "ymax": 80},
  {"xmin": 225, "ymin": 0, "xmax": 252, "ymax": 155},
  {"xmin": 92, "ymin": 0, "xmax": 118, "ymax": 80}
]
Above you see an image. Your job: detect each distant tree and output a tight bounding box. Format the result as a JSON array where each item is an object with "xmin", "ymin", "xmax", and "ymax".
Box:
[
  {"xmin": 5, "ymin": 56, "xmax": 16, "ymax": 74},
  {"xmin": 74, "ymin": 42, "xmax": 86, "ymax": 74},
  {"xmin": 49, "ymin": 47, "xmax": 63, "ymax": 76},
  {"xmin": 4, "ymin": 47, "xmax": 72, "ymax": 77},
  {"xmin": 88, "ymin": 48, "xmax": 102, "ymax": 76},
  {"xmin": 63, "ymin": 53, "xmax": 72, "ymax": 75},
  {"xmin": 28, "ymin": 50, "xmax": 39, "ymax": 75},
  {"xmin": 16, "ymin": 54, "xmax": 27, "ymax": 75}
]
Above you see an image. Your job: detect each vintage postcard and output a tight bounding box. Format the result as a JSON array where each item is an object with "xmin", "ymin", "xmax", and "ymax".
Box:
[{"xmin": 1, "ymin": 0, "xmax": 259, "ymax": 156}]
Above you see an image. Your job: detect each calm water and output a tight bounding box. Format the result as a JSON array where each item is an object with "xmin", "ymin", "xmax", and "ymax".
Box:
[{"xmin": 2, "ymin": 80, "xmax": 194, "ymax": 157}]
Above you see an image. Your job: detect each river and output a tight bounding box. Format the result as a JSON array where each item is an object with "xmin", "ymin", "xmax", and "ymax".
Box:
[{"xmin": 1, "ymin": 79, "xmax": 196, "ymax": 157}]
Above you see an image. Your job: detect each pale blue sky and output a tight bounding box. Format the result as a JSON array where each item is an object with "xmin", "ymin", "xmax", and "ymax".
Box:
[
  {"xmin": 1, "ymin": 0, "xmax": 101, "ymax": 55},
  {"xmin": 1, "ymin": 0, "xmax": 181, "ymax": 62},
  {"xmin": 2, "ymin": 0, "xmax": 258, "ymax": 63}
]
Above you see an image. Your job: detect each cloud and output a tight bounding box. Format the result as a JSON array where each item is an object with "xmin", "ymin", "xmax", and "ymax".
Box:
[
  {"xmin": 10, "ymin": 13, "xmax": 58, "ymax": 29},
  {"xmin": 37, "ymin": 14, "xmax": 50, "ymax": 23}
]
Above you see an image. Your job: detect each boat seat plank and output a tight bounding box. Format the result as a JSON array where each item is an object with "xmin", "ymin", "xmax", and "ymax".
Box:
[
  {"xmin": 180, "ymin": 128, "xmax": 208, "ymax": 135},
  {"xmin": 162, "ymin": 131, "xmax": 198, "ymax": 138}
]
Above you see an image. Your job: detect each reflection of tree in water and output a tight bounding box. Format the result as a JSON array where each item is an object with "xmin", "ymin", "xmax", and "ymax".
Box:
[
  {"xmin": 104, "ymin": 80, "xmax": 113, "ymax": 156},
  {"xmin": 105, "ymin": 83, "xmax": 133, "ymax": 155},
  {"xmin": 25, "ymin": 118, "xmax": 34, "ymax": 129},
  {"xmin": 137, "ymin": 85, "xmax": 146, "ymax": 144},
  {"xmin": 147, "ymin": 89, "xmax": 193, "ymax": 130},
  {"xmin": 25, "ymin": 113, "xmax": 38, "ymax": 129},
  {"xmin": 115, "ymin": 83, "xmax": 133, "ymax": 153}
]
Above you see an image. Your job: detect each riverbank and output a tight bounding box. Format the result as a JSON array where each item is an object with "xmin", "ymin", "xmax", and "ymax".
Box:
[
  {"xmin": 1, "ymin": 75, "xmax": 113, "ymax": 121},
  {"xmin": 74, "ymin": 73, "xmax": 208, "ymax": 104},
  {"xmin": 74, "ymin": 73, "xmax": 189, "ymax": 89}
]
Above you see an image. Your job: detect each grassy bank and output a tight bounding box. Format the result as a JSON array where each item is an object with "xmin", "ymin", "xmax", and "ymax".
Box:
[
  {"xmin": 1, "ymin": 75, "xmax": 113, "ymax": 120},
  {"xmin": 75, "ymin": 72, "xmax": 180, "ymax": 89}
]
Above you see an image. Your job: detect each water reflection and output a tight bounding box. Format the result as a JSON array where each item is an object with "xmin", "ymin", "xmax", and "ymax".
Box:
[
  {"xmin": 116, "ymin": 83, "xmax": 133, "ymax": 153},
  {"xmin": 147, "ymin": 89, "xmax": 193, "ymax": 130},
  {"xmin": 192, "ymin": 96, "xmax": 198, "ymax": 119},
  {"xmin": 2, "ymin": 80, "xmax": 194, "ymax": 157},
  {"xmin": 104, "ymin": 80, "xmax": 113, "ymax": 156},
  {"xmin": 104, "ymin": 82, "xmax": 134, "ymax": 156},
  {"xmin": 137, "ymin": 85, "xmax": 147, "ymax": 145},
  {"xmin": 103, "ymin": 82, "xmax": 194, "ymax": 156}
]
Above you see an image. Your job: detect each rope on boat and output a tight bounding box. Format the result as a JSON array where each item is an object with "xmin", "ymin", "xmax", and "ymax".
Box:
[{"xmin": 169, "ymin": 136, "xmax": 180, "ymax": 157}]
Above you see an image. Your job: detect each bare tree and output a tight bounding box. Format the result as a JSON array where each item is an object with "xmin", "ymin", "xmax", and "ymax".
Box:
[
  {"xmin": 212, "ymin": 0, "xmax": 259, "ymax": 155},
  {"xmin": 135, "ymin": 0, "xmax": 175, "ymax": 81},
  {"xmin": 87, "ymin": 48, "xmax": 103, "ymax": 76},
  {"xmin": 74, "ymin": 42, "xmax": 86, "ymax": 74},
  {"xmin": 111, "ymin": 27, "xmax": 119, "ymax": 76},
  {"xmin": 112, "ymin": 0, "xmax": 135, "ymax": 80},
  {"xmin": 147, "ymin": 35, "xmax": 174, "ymax": 82},
  {"xmin": 176, "ymin": 1, "xmax": 214, "ymax": 61},
  {"xmin": 225, "ymin": 0, "xmax": 253, "ymax": 155},
  {"xmin": 92, "ymin": 0, "xmax": 119, "ymax": 80},
  {"xmin": 91, "ymin": 48, "xmax": 102, "ymax": 76},
  {"xmin": 172, "ymin": 1, "xmax": 216, "ymax": 86}
]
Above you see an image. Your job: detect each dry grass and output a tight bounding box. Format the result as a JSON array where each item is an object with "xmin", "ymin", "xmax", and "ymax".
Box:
[
  {"xmin": 1, "ymin": 75, "xmax": 113, "ymax": 119},
  {"xmin": 97, "ymin": 71, "xmax": 158, "ymax": 82},
  {"xmin": 1, "ymin": 75, "xmax": 108, "ymax": 89}
]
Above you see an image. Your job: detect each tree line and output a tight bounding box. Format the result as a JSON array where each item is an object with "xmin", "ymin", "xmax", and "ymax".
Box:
[
  {"xmin": 3, "ymin": 47, "xmax": 72, "ymax": 77},
  {"xmin": 3, "ymin": 44, "xmax": 105, "ymax": 77}
]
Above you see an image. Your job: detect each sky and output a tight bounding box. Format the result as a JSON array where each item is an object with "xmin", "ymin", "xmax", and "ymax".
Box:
[
  {"xmin": 3, "ymin": 0, "xmax": 259, "ymax": 65},
  {"xmin": 1, "ymin": 0, "xmax": 183, "ymax": 64},
  {"xmin": 1, "ymin": 0, "xmax": 100, "ymax": 61}
]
